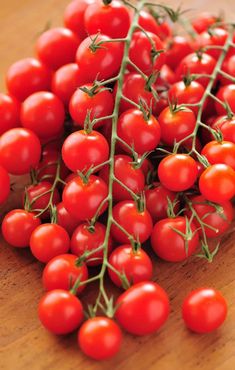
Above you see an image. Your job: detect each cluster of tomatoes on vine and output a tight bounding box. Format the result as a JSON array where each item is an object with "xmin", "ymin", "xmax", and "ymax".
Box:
[{"xmin": 0, "ymin": 0, "xmax": 235, "ymax": 361}]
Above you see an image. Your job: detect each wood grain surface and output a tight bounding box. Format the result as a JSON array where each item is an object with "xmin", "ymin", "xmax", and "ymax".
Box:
[{"xmin": 1, "ymin": 1, "xmax": 235, "ymax": 370}]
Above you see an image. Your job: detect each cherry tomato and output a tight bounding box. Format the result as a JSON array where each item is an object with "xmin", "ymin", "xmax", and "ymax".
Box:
[
  {"xmin": 0, "ymin": 128, "xmax": 41, "ymax": 175},
  {"xmin": 56, "ymin": 202, "xmax": 81, "ymax": 236},
  {"xmin": 201, "ymin": 140, "xmax": 235, "ymax": 170},
  {"xmin": 36, "ymin": 27, "xmax": 80, "ymax": 70},
  {"xmin": 36, "ymin": 149, "xmax": 69, "ymax": 184},
  {"xmin": 0, "ymin": 93, "xmax": 20, "ymax": 135},
  {"xmin": 220, "ymin": 55, "xmax": 235, "ymax": 85},
  {"xmin": 197, "ymin": 28, "xmax": 228, "ymax": 59},
  {"xmin": 64, "ymin": 0, "xmax": 95, "ymax": 39},
  {"xmin": 30, "ymin": 223, "xmax": 70, "ymax": 263},
  {"xmin": 71, "ymin": 222, "xmax": 113, "ymax": 266},
  {"xmin": 117, "ymin": 109, "xmax": 161, "ymax": 154},
  {"xmin": 111, "ymin": 200, "xmax": 153, "ymax": 244},
  {"xmin": 78, "ymin": 317, "xmax": 122, "ymax": 360},
  {"xmin": 6, "ymin": 58, "xmax": 51, "ymax": 101},
  {"xmin": 216, "ymin": 85, "xmax": 235, "ymax": 115},
  {"xmin": 199, "ymin": 164, "xmax": 235, "ymax": 203},
  {"xmin": 138, "ymin": 10, "xmax": 172, "ymax": 41},
  {"xmin": 151, "ymin": 216, "xmax": 199, "ymax": 262},
  {"xmin": 182, "ymin": 288, "xmax": 227, "ymax": 333},
  {"xmin": 62, "ymin": 175, "xmax": 108, "ymax": 221},
  {"xmin": 139, "ymin": 157, "xmax": 154, "ymax": 178},
  {"xmin": 39, "ymin": 289, "xmax": 83, "ymax": 334},
  {"xmin": 116, "ymin": 282, "xmax": 170, "ymax": 336},
  {"xmin": 42, "ymin": 254, "xmax": 88, "ymax": 294},
  {"xmin": 158, "ymin": 154, "xmax": 198, "ymax": 191},
  {"xmin": 158, "ymin": 64, "xmax": 176, "ymax": 85},
  {"xmin": 165, "ymin": 35, "xmax": 193, "ymax": 70},
  {"xmin": 84, "ymin": 0, "xmax": 130, "ymax": 38},
  {"xmin": 192, "ymin": 13, "xmax": 220, "ymax": 34},
  {"xmin": 213, "ymin": 115, "xmax": 235, "ymax": 143}
]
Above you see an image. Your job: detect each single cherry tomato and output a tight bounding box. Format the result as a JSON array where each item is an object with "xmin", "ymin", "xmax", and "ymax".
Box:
[
  {"xmin": 197, "ymin": 28, "xmax": 228, "ymax": 59},
  {"xmin": 0, "ymin": 165, "xmax": 10, "ymax": 205},
  {"xmin": 0, "ymin": 93, "xmax": 20, "ymax": 135},
  {"xmin": 56, "ymin": 202, "xmax": 81, "ymax": 236},
  {"xmin": 139, "ymin": 157, "xmax": 154, "ymax": 179},
  {"xmin": 151, "ymin": 216, "xmax": 199, "ymax": 262},
  {"xmin": 216, "ymin": 85, "xmax": 235, "ymax": 115},
  {"xmin": 192, "ymin": 13, "xmax": 220, "ymax": 34},
  {"xmin": 78, "ymin": 317, "xmax": 122, "ymax": 360},
  {"xmin": 138, "ymin": 10, "xmax": 172, "ymax": 41},
  {"xmin": 158, "ymin": 64, "xmax": 176, "ymax": 85},
  {"xmin": 36, "ymin": 149, "xmax": 69, "ymax": 184},
  {"xmin": 64, "ymin": 0, "xmax": 95, "ymax": 39},
  {"xmin": 201, "ymin": 140, "xmax": 235, "ymax": 170},
  {"xmin": 165, "ymin": 35, "xmax": 193, "ymax": 70},
  {"xmin": 0, "ymin": 128, "xmax": 41, "ymax": 175},
  {"xmin": 220, "ymin": 55, "xmax": 235, "ymax": 85},
  {"xmin": 39, "ymin": 289, "xmax": 83, "ymax": 334},
  {"xmin": 182, "ymin": 288, "xmax": 227, "ymax": 333},
  {"xmin": 115, "ymin": 282, "xmax": 170, "ymax": 336},
  {"xmin": 213, "ymin": 115, "xmax": 235, "ymax": 143}
]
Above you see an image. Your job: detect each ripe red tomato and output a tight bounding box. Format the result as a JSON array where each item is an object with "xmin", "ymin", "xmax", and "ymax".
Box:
[
  {"xmin": 165, "ymin": 35, "xmax": 193, "ymax": 70},
  {"xmin": 56, "ymin": 202, "xmax": 81, "ymax": 236},
  {"xmin": 62, "ymin": 130, "xmax": 109, "ymax": 172},
  {"xmin": 2, "ymin": 209, "xmax": 41, "ymax": 248},
  {"xmin": 62, "ymin": 175, "xmax": 108, "ymax": 221},
  {"xmin": 182, "ymin": 288, "xmax": 227, "ymax": 333},
  {"xmin": 21, "ymin": 92, "xmax": 65, "ymax": 140},
  {"xmin": 216, "ymin": 85, "xmax": 235, "ymax": 115},
  {"xmin": 99, "ymin": 155, "xmax": 145, "ymax": 202},
  {"xmin": 78, "ymin": 317, "xmax": 122, "ymax": 360},
  {"xmin": 151, "ymin": 216, "xmax": 199, "ymax": 262},
  {"xmin": 158, "ymin": 107, "xmax": 196, "ymax": 146},
  {"xmin": 139, "ymin": 157, "xmax": 153, "ymax": 178},
  {"xmin": 0, "ymin": 165, "xmax": 10, "ymax": 205},
  {"xmin": 115, "ymin": 282, "xmax": 170, "ymax": 335},
  {"xmin": 0, "ymin": 128, "xmax": 41, "ymax": 175},
  {"xmin": 64, "ymin": 0, "xmax": 95, "ymax": 39},
  {"xmin": 111, "ymin": 200, "xmax": 153, "ymax": 244},
  {"xmin": 220, "ymin": 55, "xmax": 235, "ymax": 85},
  {"xmin": 201, "ymin": 140, "xmax": 235, "ymax": 170},
  {"xmin": 76, "ymin": 34, "xmax": 123, "ymax": 82},
  {"xmin": 30, "ymin": 223, "xmax": 70, "ymax": 263},
  {"xmin": 84, "ymin": 0, "xmax": 130, "ymax": 38},
  {"xmin": 138, "ymin": 10, "xmax": 172, "ymax": 41},
  {"xmin": 158, "ymin": 154, "xmax": 198, "ymax": 191},
  {"xmin": 0, "ymin": 93, "xmax": 20, "ymax": 135},
  {"xmin": 197, "ymin": 28, "xmax": 228, "ymax": 59},
  {"xmin": 71, "ymin": 222, "xmax": 113, "ymax": 266},
  {"xmin": 36, "ymin": 149, "xmax": 69, "ymax": 184},
  {"xmin": 129, "ymin": 31, "xmax": 165, "ymax": 75},
  {"xmin": 36, "ymin": 27, "xmax": 80, "ymax": 70},
  {"xmin": 39, "ymin": 289, "xmax": 83, "ymax": 334},
  {"xmin": 42, "ymin": 254, "xmax": 88, "ymax": 294},
  {"xmin": 108, "ymin": 245, "xmax": 153, "ymax": 288},
  {"xmin": 117, "ymin": 109, "xmax": 161, "ymax": 154},
  {"xmin": 213, "ymin": 116, "xmax": 235, "ymax": 143},
  {"xmin": 6, "ymin": 58, "xmax": 52, "ymax": 101},
  {"xmin": 199, "ymin": 164, "xmax": 235, "ymax": 203},
  {"xmin": 192, "ymin": 13, "xmax": 220, "ymax": 34},
  {"xmin": 69, "ymin": 84, "xmax": 114, "ymax": 128}
]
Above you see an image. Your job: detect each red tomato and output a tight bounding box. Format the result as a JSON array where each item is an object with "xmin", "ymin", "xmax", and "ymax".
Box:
[
  {"xmin": 199, "ymin": 164, "xmax": 235, "ymax": 203},
  {"xmin": 197, "ymin": 28, "xmax": 228, "ymax": 59},
  {"xmin": 69, "ymin": 84, "xmax": 114, "ymax": 128},
  {"xmin": 0, "ymin": 165, "xmax": 10, "ymax": 205},
  {"xmin": 158, "ymin": 64, "xmax": 176, "ymax": 85},
  {"xmin": 39, "ymin": 289, "xmax": 83, "ymax": 334},
  {"xmin": 165, "ymin": 35, "xmax": 193, "ymax": 70},
  {"xmin": 36, "ymin": 27, "xmax": 80, "ymax": 70},
  {"xmin": 76, "ymin": 34, "xmax": 123, "ymax": 82},
  {"xmin": 0, "ymin": 93, "xmax": 20, "ymax": 135},
  {"xmin": 220, "ymin": 55, "xmax": 235, "ymax": 85},
  {"xmin": 151, "ymin": 216, "xmax": 199, "ymax": 262},
  {"xmin": 78, "ymin": 317, "xmax": 122, "ymax": 360},
  {"xmin": 138, "ymin": 10, "xmax": 172, "ymax": 41},
  {"xmin": 0, "ymin": 128, "xmax": 41, "ymax": 175},
  {"xmin": 62, "ymin": 175, "xmax": 108, "ymax": 221},
  {"xmin": 201, "ymin": 140, "xmax": 235, "ymax": 170},
  {"xmin": 2, "ymin": 209, "xmax": 41, "ymax": 248},
  {"xmin": 84, "ymin": 0, "xmax": 130, "ymax": 38},
  {"xmin": 115, "ymin": 282, "xmax": 170, "ymax": 335},
  {"xmin": 213, "ymin": 116, "xmax": 235, "ymax": 143},
  {"xmin": 42, "ymin": 254, "xmax": 88, "ymax": 294},
  {"xmin": 158, "ymin": 154, "xmax": 198, "ymax": 191},
  {"xmin": 117, "ymin": 109, "xmax": 161, "ymax": 155},
  {"xmin": 192, "ymin": 13, "xmax": 220, "ymax": 34},
  {"xmin": 71, "ymin": 222, "xmax": 113, "ymax": 266},
  {"xmin": 6, "ymin": 58, "xmax": 51, "ymax": 101},
  {"xmin": 108, "ymin": 245, "xmax": 153, "ymax": 288},
  {"xmin": 64, "ymin": 0, "xmax": 95, "ymax": 39},
  {"xmin": 36, "ymin": 149, "xmax": 69, "ymax": 184},
  {"xmin": 216, "ymin": 85, "xmax": 235, "ymax": 115},
  {"xmin": 62, "ymin": 130, "xmax": 109, "ymax": 172},
  {"xmin": 182, "ymin": 288, "xmax": 227, "ymax": 333},
  {"xmin": 99, "ymin": 155, "xmax": 145, "ymax": 202},
  {"xmin": 56, "ymin": 202, "xmax": 81, "ymax": 236},
  {"xmin": 139, "ymin": 157, "xmax": 154, "ymax": 178},
  {"xmin": 30, "ymin": 223, "xmax": 70, "ymax": 263},
  {"xmin": 111, "ymin": 200, "xmax": 153, "ymax": 244}
]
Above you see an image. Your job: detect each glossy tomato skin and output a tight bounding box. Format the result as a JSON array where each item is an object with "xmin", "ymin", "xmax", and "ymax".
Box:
[
  {"xmin": 84, "ymin": 0, "xmax": 130, "ymax": 38},
  {"xmin": 115, "ymin": 282, "xmax": 170, "ymax": 336},
  {"xmin": 2, "ymin": 209, "xmax": 41, "ymax": 248},
  {"xmin": 99, "ymin": 155, "xmax": 145, "ymax": 202},
  {"xmin": 165, "ymin": 35, "xmax": 193, "ymax": 70},
  {"xmin": 56, "ymin": 202, "xmax": 81, "ymax": 236},
  {"xmin": 64, "ymin": 0, "xmax": 95, "ymax": 39},
  {"xmin": 201, "ymin": 140, "xmax": 235, "ymax": 170},
  {"xmin": 71, "ymin": 222, "xmax": 113, "ymax": 266},
  {"xmin": 151, "ymin": 217, "xmax": 199, "ymax": 262},
  {"xmin": 192, "ymin": 13, "xmax": 219, "ymax": 34},
  {"xmin": 138, "ymin": 10, "xmax": 172, "ymax": 40},
  {"xmin": 0, "ymin": 93, "xmax": 20, "ymax": 135},
  {"xmin": 30, "ymin": 224, "xmax": 70, "ymax": 263},
  {"xmin": 111, "ymin": 201, "xmax": 153, "ymax": 244},
  {"xmin": 36, "ymin": 149, "xmax": 69, "ymax": 184},
  {"xmin": 216, "ymin": 85, "xmax": 235, "ymax": 115},
  {"xmin": 62, "ymin": 175, "xmax": 108, "ymax": 221},
  {"xmin": 158, "ymin": 154, "xmax": 198, "ymax": 192},
  {"xmin": 21, "ymin": 92, "xmax": 65, "ymax": 140},
  {"xmin": 182, "ymin": 288, "xmax": 227, "ymax": 333},
  {"xmin": 199, "ymin": 164, "xmax": 235, "ymax": 203},
  {"xmin": 0, "ymin": 128, "xmax": 41, "ymax": 175},
  {"xmin": 220, "ymin": 55, "xmax": 235, "ymax": 85},
  {"xmin": 42, "ymin": 254, "xmax": 88, "ymax": 294},
  {"xmin": 197, "ymin": 28, "xmax": 228, "ymax": 59},
  {"xmin": 213, "ymin": 116, "xmax": 235, "ymax": 143},
  {"xmin": 6, "ymin": 58, "xmax": 52, "ymax": 101},
  {"xmin": 108, "ymin": 245, "xmax": 153, "ymax": 288},
  {"xmin": 36, "ymin": 27, "xmax": 80, "ymax": 70},
  {"xmin": 0, "ymin": 165, "xmax": 10, "ymax": 205},
  {"xmin": 39, "ymin": 289, "xmax": 83, "ymax": 335},
  {"xmin": 78, "ymin": 317, "xmax": 122, "ymax": 360},
  {"xmin": 62, "ymin": 130, "xmax": 109, "ymax": 172},
  {"xmin": 185, "ymin": 195, "xmax": 234, "ymax": 238},
  {"xmin": 117, "ymin": 109, "xmax": 161, "ymax": 155}
]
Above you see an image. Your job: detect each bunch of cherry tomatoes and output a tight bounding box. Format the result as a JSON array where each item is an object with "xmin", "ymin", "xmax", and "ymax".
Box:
[{"xmin": 0, "ymin": 0, "xmax": 235, "ymax": 361}]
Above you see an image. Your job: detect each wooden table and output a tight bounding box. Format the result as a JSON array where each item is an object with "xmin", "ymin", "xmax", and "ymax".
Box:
[{"xmin": 1, "ymin": 1, "xmax": 235, "ymax": 369}]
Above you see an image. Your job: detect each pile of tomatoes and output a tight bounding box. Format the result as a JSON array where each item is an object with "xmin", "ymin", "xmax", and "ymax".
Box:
[{"xmin": 0, "ymin": 0, "xmax": 235, "ymax": 361}]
